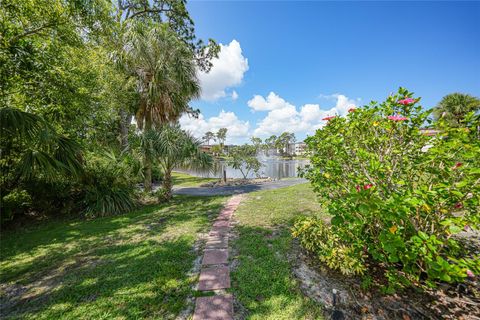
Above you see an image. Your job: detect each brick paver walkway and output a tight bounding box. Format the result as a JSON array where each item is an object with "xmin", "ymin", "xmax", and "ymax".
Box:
[{"xmin": 193, "ymin": 195, "xmax": 243, "ymax": 320}]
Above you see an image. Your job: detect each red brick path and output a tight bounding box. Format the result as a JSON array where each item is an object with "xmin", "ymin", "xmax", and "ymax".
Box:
[{"xmin": 193, "ymin": 195, "xmax": 243, "ymax": 320}]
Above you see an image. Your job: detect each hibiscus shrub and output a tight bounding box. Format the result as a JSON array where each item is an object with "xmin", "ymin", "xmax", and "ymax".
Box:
[{"xmin": 293, "ymin": 87, "xmax": 480, "ymax": 289}]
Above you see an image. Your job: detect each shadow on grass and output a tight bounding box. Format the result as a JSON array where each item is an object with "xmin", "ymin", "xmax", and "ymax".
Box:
[
  {"xmin": 1, "ymin": 195, "xmax": 228, "ymax": 319},
  {"xmin": 231, "ymin": 224, "xmax": 324, "ymax": 320},
  {"xmin": 4, "ymin": 239, "xmax": 194, "ymax": 319}
]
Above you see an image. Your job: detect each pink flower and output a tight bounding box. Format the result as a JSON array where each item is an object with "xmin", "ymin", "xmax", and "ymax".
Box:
[
  {"xmin": 464, "ymin": 225, "xmax": 471, "ymax": 232},
  {"xmin": 356, "ymin": 185, "xmax": 361, "ymax": 192},
  {"xmin": 398, "ymin": 98, "xmax": 415, "ymax": 105},
  {"xmin": 348, "ymin": 107, "xmax": 356, "ymax": 113},
  {"xmin": 453, "ymin": 162, "xmax": 463, "ymax": 169},
  {"xmin": 322, "ymin": 116, "xmax": 336, "ymax": 121},
  {"xmin": 387, "ymin": 115, "xmax": 409, "ymax": 121},
  {"xmin": 454, "ymin": 202, "xmax": 463, "ymax": 209},
  {"xmin": 466, "ymin": 270, "xmax": 475, "ymax": 278},
  {"xmin": 363, "ymin": 184, "xmax": 374, "ymax": 190}
]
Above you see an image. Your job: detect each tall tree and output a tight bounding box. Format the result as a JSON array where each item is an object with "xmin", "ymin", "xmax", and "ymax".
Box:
[
  {"xmin": 216, "ymin": 128, "xmax": 228, "ymax": 149},
  {"xmin": 433, "ymin": 93, "xmax": 480, "ymax": 127},
  {"xmin": 277, "ymin": 132, "xmax": 296, "ymax": 156},
  {"xmin": 265, "ymin": 135, "xmax": 277, "ymax": 155},
  {"xmin": 110, "ymin": 0, "xmax": 219, "ymax": 150},
  {"xmin": 129, "ymin": 23, "xmax": 200, "ymax": 191},
  {"xmin": 203, "ymin": 131, "xmax": 216, "ymax": 145}
]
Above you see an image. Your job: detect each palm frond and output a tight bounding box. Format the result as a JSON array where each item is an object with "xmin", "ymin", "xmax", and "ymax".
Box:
[{"xmin": 0, "ymin": 107, "xmax": 44, "ymax": 139}]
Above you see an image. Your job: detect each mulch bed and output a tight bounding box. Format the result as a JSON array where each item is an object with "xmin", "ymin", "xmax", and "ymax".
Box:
[{"xmin": 289, "ymin": 241, "xmax": 480, "ymax": 320}]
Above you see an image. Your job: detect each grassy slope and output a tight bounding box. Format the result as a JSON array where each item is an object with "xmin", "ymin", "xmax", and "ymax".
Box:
[
  {"xmin": 172, "ymin": 171, "xmax": 217, "ymax": 188},
  {"xmin": 0, "ymin": 195, "xmax": 226, "ymax": 319},
  {"xmin": 231, "ymin": 183, "xmax": 327, "ymax": 319}
]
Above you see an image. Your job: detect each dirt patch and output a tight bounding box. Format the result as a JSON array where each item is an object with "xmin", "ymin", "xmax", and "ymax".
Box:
[{"xmin": 288, "ymin": 241, "xmax": 480, "ymax": 320}]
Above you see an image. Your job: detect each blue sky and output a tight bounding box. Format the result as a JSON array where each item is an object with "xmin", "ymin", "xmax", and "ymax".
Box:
[{"xmin": 179, "ymin": 1, "xmax": 480, "ymax": 144}]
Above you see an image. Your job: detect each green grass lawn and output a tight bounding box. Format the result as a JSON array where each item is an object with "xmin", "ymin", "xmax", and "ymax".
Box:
[
  {"xmin": 172, "ymin": 171, "xmax": 217, "ymax": 188},
  {"xmin": 0, "ymin": 195, "xmax": 226, "ymax": 319},
  {"xmin": 1, "ymin": 181, "xmax": 326, "ymax": 319},
  {"xmin": 231, "ymin": 183, "xmax": 327, "ymax": 319}
]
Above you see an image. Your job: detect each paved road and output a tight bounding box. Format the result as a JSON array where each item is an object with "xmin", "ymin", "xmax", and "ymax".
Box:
[{"xmin": 173, "ymin": 178, "xmax": 308, "ymax": 196}]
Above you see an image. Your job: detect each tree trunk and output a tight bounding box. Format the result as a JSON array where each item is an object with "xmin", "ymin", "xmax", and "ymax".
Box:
[
  {"xmin": 143, "ymin": 113, "xmax": 153, "ymax": 192},
  {"xmin": 162, "ymin": 169, "xmax": 173, "ymax": 200},
  {"xmin": 119, "ymin": 108, "xmax": 130, "ymax": 151},
  {"xmin": 144, "ymin": 153, "xmax": 152, "ymax": 192}
]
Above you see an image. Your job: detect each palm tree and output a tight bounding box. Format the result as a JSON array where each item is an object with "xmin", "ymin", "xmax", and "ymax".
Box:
[
  {"xmin": 433, "ymin": 93, "xmax": 480, "ymax": 127},
  {"xmin": 129, "ymin": 23, "xmax": 200, "ymax": 191},
  {"xmin": 203, "ymin": 131, "xmax": 216, "ymax": 145},
  {"xmin": 0, "ymin": 108, "xmax": 83, "ymax": 181},
  {"xmin": 148, "ymin": 125, "xmax": 212, "ymax": 200}
]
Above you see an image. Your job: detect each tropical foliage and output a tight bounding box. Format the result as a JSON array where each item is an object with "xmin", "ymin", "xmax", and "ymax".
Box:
[
  {"xmin": 146, "ymin": 125, "xmax": 213, "ymax": 200},
  {"xmin": 294, "ymin": 88, "xmax": 480, "ymax": 290},
  {"xmin": 128, "ymin": 23, "xmax": 201, "ymax": 191},
  {"xmin": 0, "ymin": 0, "xmax": 218, "ymax": 222},
  {"xmin": 432, "ymin": 93, "xmax": 480, "ymax": 127}
]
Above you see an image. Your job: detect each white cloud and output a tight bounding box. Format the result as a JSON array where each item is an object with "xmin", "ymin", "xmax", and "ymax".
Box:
[
  {"xmin": 198, "ymin": 40, "xmax": 249, "ymax": 101},
  {"xmin": 247, "ymin": 91, "xmax": 294, "ymax": 111},
  {"xmin": 252, "ymin": 92, "xmax": 358, "ymax": 138},
  {"xmin": 179, "ymin": 110, "xmax": 250, "ymax": 144},
  {"xmin": 231, "ymin": 90, "xmax": 239, "ymax": 100}
]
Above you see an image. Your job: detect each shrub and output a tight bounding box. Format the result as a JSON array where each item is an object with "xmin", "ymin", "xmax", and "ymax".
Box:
[
  {"xmin": 294, "ymin": 88, "xmax": 480, "ymax": 289},
  {"xmin": 82, "ymin": 152, "xmax": 138, "ymax": 217},
  {"xmin": 0, "ymin": 189, "xmax": 31, "ymax": 222},
  {"xmin": 154, "ymin": 187, "xmax": 170, "ymax": 203}
]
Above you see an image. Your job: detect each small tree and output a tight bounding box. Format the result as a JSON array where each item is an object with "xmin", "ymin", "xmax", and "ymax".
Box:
[
  {"xmin": 227, "ymin": 145, "xmax": 262, "ymax": 179},
  {"xmin": 148, "ymin": 125, "xmax": 213, "ymax": 200}
]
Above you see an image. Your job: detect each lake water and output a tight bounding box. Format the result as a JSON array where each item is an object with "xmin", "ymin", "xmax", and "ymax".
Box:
[{"xmin": 178, "ymin": 156, "xmax": 309, "ymax": 179}]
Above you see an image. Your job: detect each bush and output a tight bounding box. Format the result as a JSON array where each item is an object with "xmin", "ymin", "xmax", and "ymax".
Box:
[
  {"xmin": 154, "ymin": 187, "xmax": 170, "ymax": 203},
  {"xmin": 294, "ymin": 88, "xmax": 480, "ymax": 289},
  {"xmin": 82, "ymin": 152, "xmax": 138, "ymax": 217},
  {"xmin": 0, "ymin": 189, "xmax": 31, "ymax": 222}
]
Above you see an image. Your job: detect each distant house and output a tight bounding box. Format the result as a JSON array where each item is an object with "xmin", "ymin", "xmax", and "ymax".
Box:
[
  {"xmin": 294, "ymin": 142, "xmax": 307, "ymax": 155},
  {"xmin": 286, "ymin": 142, "xmax": 307, "ymax": 155},
  {"xmin": 200, "ymin": 145, "xmax": 213, "ymax": 153}
]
